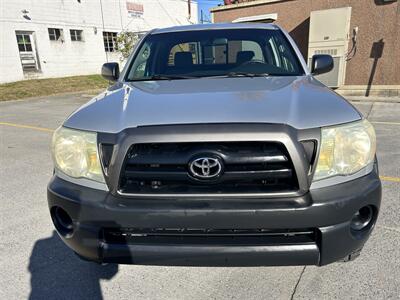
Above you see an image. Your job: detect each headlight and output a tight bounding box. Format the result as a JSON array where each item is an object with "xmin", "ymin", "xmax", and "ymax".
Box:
[
  {"xmin": 51, "ymin": 127, "xmax": 105, "ymax": 183},
  {"xmin": 313, "ymin": 119, "xmax": 376, "ymax": 181}
]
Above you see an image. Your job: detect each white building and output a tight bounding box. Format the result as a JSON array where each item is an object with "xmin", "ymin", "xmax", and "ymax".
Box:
[{"xmin": 0, "ymin": 0, "xmax": 198, "ymax": 83}]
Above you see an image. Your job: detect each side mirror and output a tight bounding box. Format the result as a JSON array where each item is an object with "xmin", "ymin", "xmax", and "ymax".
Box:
[
  {"xmin": 101, "ymin": 62, "xmax": 120, "ymax": 81},
  {"xmin": 311, "ymin": 54, "xmax": 334, "ymax": 75}
]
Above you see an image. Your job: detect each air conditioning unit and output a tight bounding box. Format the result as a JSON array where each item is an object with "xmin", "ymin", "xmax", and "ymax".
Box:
[
  {"xmin": 308, "ymin": 48, "xmax": 343, "ymax": 87},
  {"xmin": 307, "ymin": 7, "xmax": 352, "ymax": 88}
]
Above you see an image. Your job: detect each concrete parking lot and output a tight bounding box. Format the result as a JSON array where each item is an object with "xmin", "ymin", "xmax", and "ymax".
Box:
[{"xmin": 1, "ymin": 93, "xmax": 399, "ymax": 299}]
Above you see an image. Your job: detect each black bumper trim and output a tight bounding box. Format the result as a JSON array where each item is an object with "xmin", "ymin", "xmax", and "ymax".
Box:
[
  {"xmin": 100, "ymin": 243, "xmax": 320, "ymax": 266},
  {"xmin": 47, "ymin": 170, "xmax": 381, "ymax": 266}
]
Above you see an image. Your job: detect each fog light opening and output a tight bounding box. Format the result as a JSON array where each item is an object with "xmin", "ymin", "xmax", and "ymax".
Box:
[
  {"xmin": 351, "ymin": 206, "xmax": 374, "ymax": 232},
  {"xmin": 51, "ymin": 206, "xmax": 73, "ymax": 237}
]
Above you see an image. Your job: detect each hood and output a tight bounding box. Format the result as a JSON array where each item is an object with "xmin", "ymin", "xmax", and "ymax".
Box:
[{"xmin": 64, "ymin": 76, "xmax": 361, "ymax": 133}]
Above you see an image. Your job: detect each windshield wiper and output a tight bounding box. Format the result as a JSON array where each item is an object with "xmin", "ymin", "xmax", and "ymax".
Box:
[
  {"xmin": 128, "ymin": 74, "xmax": 198, "ymax": 81},
  {"xmin": 129, "ymin": 73, "xmax": 270, "ymax": 81},
  {"xmin": 149, "ymin": 74, "xmax": 198, "ymax": 80},
  {"xmin": 226, "ymin": 72, "xmax": 270, "ymax": 78}
]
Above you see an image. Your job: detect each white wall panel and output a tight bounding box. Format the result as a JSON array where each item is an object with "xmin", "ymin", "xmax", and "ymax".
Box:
[{"xmin": 0, "ymin": 0, "xmax": 198, "ymax": 83}]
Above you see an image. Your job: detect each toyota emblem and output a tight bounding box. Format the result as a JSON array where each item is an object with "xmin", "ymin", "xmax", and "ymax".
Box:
[{"xmin": 189, "ymin": 157, "xmax": 223, "ymax": 179}]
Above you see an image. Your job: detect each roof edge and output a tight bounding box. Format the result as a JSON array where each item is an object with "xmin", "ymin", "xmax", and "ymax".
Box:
[
  {"xmin": 210, "ymin": 0, "xmax": 294, "ymax": 13},
  {"xmin": 151, "ymin": 23, "xmax": 278, "ymax": 34}
]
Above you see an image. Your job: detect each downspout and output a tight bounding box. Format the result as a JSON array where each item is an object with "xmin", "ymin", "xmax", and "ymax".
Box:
[{"xmin": 99, "ymin": 0, "xmax": 108, "ymax": 62}]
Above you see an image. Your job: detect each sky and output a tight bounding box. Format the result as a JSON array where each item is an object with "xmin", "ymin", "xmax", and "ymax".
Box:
[{"xmin": 196, "ymin": 0, "xmax": 223, "ymax": 23}]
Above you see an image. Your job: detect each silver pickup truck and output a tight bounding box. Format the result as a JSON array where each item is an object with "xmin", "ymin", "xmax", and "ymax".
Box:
[{"xmin": 48, "ymin": 23, "xmax": 381, "ymax": 266}]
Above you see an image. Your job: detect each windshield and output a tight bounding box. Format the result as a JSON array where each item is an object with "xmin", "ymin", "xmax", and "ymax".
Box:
[{"xmin": 125, "ymin": 28, "xmax": 304, "ymax": 81}]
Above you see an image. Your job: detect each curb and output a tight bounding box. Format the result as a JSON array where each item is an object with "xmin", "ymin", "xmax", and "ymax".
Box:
[{"xmin": 345, "ymin": 96, "xmax": 400, "ymax": 103}]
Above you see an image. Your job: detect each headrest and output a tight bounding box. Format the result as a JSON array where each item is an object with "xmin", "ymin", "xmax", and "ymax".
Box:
[
  {"xmin": 236, "ymin": 51, "xmax": 255, "ymax": 64},
  {"xmin": 174, "ymin": 52, "xmax": 193, "ymax": 68}
]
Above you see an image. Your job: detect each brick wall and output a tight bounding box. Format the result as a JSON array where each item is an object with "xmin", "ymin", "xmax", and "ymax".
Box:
[{"xmin": 212, "ymin": 0, "xmax": 400, "ymax": 86}]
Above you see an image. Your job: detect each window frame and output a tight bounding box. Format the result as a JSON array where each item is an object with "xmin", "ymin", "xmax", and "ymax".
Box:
[
  {"xmin": 48, "ymin": 28, "xmax": 63, "ymax": 41},
  {"xmin": 16, "ymin": 33, "xmax": 32, "ymax": 52},
  {"xmin": 70, "ymin": 29, "xmax": 83, "ymax": 42},
  {"xmin": 103, "ymin": 31, "xmax": 118, "ymax": 52}
]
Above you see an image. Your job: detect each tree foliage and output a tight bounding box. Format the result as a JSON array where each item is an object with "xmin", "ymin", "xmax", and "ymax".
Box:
[{"xmin": 115, "ymin": 32, "xmax": 140, "ymax": 61}]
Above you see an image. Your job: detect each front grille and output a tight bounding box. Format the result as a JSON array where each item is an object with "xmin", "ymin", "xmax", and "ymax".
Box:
[
  {"xmin": 118, "ymin": 142, "xmax": 298, "ymax": 195},
  {"xmin": 103, "ymin": 228, "xmax": 316, "ymax": 245}
]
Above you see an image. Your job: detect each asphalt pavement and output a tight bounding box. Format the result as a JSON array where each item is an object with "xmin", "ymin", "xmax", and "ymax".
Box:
[{"xmin": 0, "ymin": 92, "xmax": 399, "ymax": 299}]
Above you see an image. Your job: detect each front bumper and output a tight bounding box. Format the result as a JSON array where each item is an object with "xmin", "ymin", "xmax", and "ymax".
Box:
[{"xmin": 47, "ymin": 169, "xmax": 381, "ymax": 266}]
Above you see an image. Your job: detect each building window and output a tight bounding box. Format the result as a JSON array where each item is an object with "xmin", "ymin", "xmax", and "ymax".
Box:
[
  {"xmin": 70, "ymin": 29, "xmax": 83, "ymax": 41},
  {"xmin": 48, "ymin": 28, "xmax": 62, "ymax": 41},
  {"xmin": 16, "ymin": 33, "xmax": 32, "ymax": 52},
  {"xmin": 103, "ymin": 32, "xmax": 118, "ymax": 52}
]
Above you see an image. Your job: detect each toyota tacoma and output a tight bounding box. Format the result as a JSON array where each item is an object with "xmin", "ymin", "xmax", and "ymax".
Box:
[{"xmin": 48, "ymin": 23, "xmax": 381, "ymax": 266}]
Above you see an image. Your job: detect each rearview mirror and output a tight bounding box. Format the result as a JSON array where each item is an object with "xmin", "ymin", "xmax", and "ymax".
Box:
[
  {"xmin": 311, "ymin": 54, "xmax": 334, "ymax": 75},
  {"xmin": 101, "ymin": 62, "xmax": 120, "ymax": 81}
]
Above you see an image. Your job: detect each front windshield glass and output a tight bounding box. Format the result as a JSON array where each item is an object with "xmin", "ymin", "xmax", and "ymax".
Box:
[{"xmin": 125, "ymin": 28, "xmax": 304, "ymax": 81}]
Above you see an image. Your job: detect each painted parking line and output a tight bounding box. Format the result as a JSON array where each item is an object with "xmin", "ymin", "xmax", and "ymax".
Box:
[
  {"xmin": 371, "ymin": 121, "xmax": 400, "ymax": 126},
  {"xmin": 1, "ymin": 121, "xmax": 400, "ymax": 183},
  {"xmin": 380, "ymin": 176, "xmax": 400, "ymax": 183},
  {"xmin": 0, "ymin": 121, "xmax": 54, "ymax": 133}
]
